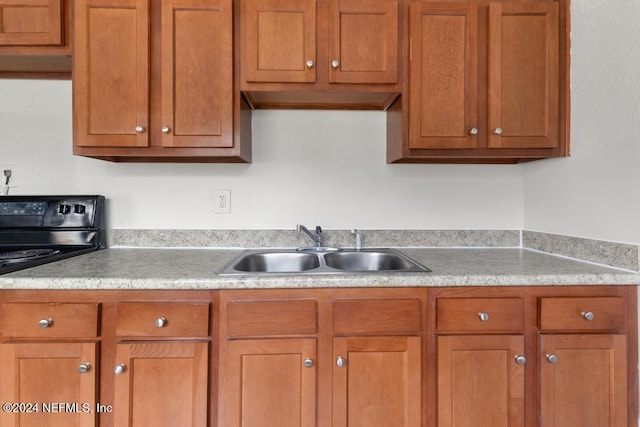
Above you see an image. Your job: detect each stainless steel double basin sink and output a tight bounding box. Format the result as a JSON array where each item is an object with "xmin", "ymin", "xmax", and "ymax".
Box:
[{"xmin": 218, "ymin": 248, "xmax": 430, "ymax": 275}]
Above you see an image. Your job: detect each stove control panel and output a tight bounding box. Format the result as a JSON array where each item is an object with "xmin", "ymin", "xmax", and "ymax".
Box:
[{"xmin": 0, "ymin": 196, "xmax": 104, "ymax": 228}]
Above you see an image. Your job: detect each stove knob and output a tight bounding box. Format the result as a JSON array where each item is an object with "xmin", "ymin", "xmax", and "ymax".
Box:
[
  {"xmin": 58, "ymin": 204, "xmax": 71, "ymax": 215},
  {"xmin": 73, "ymin": 204, "xmax": 86, "ymax": 214}
]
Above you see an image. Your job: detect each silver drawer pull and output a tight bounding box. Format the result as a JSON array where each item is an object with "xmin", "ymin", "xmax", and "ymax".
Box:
[
  {"xmin": 155, "ymin": 317, "xmax": 167, "ymax": 328},
  {"xmin": 303, "ymin": 358, "xmax": 314, "ymax": 368},
  {"xmin": 114, "ymin": 364, "xmax": 126, "ymax": 375},
  {"xmin": 546, "ymin": 354, "xmax": 558, "ymax": 364},
  {"xmin": 514, "ymin": 355, "xmax": 526, "ymax": 365},
  {"xmin": 78, "ymin": 363, "xmax": 91, "ymax": 374},
  {"xmin": 38, "ymin": 318, "xmax": 53, "ymax": 328},
  {"xmin": 478, "ymin": 312, "xmax": 490, "ymax": 322},
  {"xmin": 336, "ymin": 356, "xmax": 346, "ymax": 368},
  {"xmin": 581, "ymin": 311, "xmax": 594, "ymax": 321}
]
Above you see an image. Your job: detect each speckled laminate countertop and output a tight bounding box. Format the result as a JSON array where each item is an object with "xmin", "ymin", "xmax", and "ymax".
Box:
[{"xmin": 0, "ymin": 247, "xmax": 638, "ymax": 290}]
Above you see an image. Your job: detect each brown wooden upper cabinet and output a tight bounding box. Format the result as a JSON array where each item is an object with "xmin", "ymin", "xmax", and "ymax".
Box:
[
  {"xmin": 72, "ymin": 0, "xmax": 250, "ymax": 162},
  {"xmin": 0, "ymin": 0, "xmax": 63, "ymax": 45},
  {"xmin": 0, "ymin": 0, "xmax": 72, "ymax": 77},
  {"xmin": 387, "ymin": 0, "xmax": 569, "ymax": 163},
  {"xmin": 240, "ymin": 0, "xmax": 401, "ymax": 109}
]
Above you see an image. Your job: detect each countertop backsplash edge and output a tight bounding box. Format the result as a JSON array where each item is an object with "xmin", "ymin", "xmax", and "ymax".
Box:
[{"xmin": 109, "ymin": 229, "xmax": 640, "ymax": 272}]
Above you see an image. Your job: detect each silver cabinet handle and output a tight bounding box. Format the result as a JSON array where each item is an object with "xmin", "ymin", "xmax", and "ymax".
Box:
[
  {"xmin": 135, "ymin": 125, "xmax": 145, "ymax": 133},
  {"xmin": 155, "ymin": 317, "xmax": 167, "ymax": 328},
  {"xmin": 331, "ymin": 60, "xmax": 340, "ymax": 68},
  {"xmin": 161, "ymin": 126, "xmax": 171, "ymax": 134},
  {"xmin": 38, "ymin": 318, "xmax": 53, "ymax": 328},
  {"xmin": 469, "ymin": 127, "xmax": 479, "ymax": 135},
  {"xmin": 493, "ymin": 127, "xmax": 503, "ymax": 135},
  {"xmin": 546, "ymin": 354, "xmax": 558, "ymax": 364},
  {"xmin": 303, "ymin": 358, "xmax": 314, "ymax": 368},
  {"xmin": 514, "ymin": 355, "xmax": 526, "ymax": 365},
  {"xmin": 478, "ymin": 312, "xmax": 490, "ymax": 322},
  {"xmin": 336, "ymin": 356, "xmax": 346, "ymax": 368},
  {"xmin": 581, "ymin": 311, "xmax": 594, "ymax": 321},
  {"xmin": 78, "ymin": 363, "xmax": 91, "ymax": 374},
  {"xmin": 305, "ymin": 59, "xmax": 314, "ymax": 68},
  {"xmin": 114, "ymin": 364, "xmax": 126, "ymax": 375}
]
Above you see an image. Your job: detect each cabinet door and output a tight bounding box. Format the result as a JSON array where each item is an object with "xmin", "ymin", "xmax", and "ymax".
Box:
[
  {"xmin": 73, "ymin": 0, "xmax": 149, "ymax": 148},
  {"xmin": 408, "ymin": 2, "xmax": 477, "ymax": 150},
  {"xmin": 328, "ymin": 0, "xmax": 397, "ymax": 84},
  {"xmin": 160, "ymin": 0, "xmax": 233, "ymax": 148},
  {"xmin": 113, "ymin": 341, "xmax": 208, "ymax": 427},
  {"xmin": 0, "ymin": 0, "xmax": 63, "ymax": 46},
  {"xmin": 220, "ymin": 338, "xmax": 316, "ymax": 427},
  {"xmin": 242, "ymin": 0, "xmax": 316, "ymax": 83},
  {"xmin": 0, "ymin": 342, "xmax": 97, "ymax": 427},
  {"xmin": 539, "ymin": 334, "xmax": 627, "ymax": 427},
  {"xmin": 437, "ymin": 335, "xmax": 524, "ymax": 427},
  {"xmin": 488, "ymin": 2, "xmax": 559, "ymax": 149},
  {"xmin": 332, "ymin": 336, "xmax": 421, "ymax": 427}
]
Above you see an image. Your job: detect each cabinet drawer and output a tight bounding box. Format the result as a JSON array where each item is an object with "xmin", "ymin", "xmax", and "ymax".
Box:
[
  {"xmin": 539, "ymin": 297, "xmax": 626, "ymax": 331},
  {"xmin": 333, "ymin": 299, "xmax": 422, "ymax": 335},
  {"xmin": 116, "ymin": 303, "xmax": 210, "ymax": 337},
  {"xmin": 436, "ymin": 298, "xmax": 524, "ymax": 332},
  {"xmin": 1, "ymin": 303, "xmax": 99, "ymax": 338},
  {"xmin": 226, "ymin": 300, "xmax": 317, "ymax": 338}
]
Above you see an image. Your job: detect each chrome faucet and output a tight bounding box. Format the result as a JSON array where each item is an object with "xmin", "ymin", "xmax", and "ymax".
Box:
[
  {"xmin": 297, "ymin": 224, "xmax": 323, "ymax": 248},
  {"xmin": 351, "ymin": 229, "xmax": 362, "ymax": 250}
]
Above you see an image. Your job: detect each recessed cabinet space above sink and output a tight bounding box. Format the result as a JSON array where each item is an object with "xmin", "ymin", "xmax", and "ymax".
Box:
[{"xmin": 219, "ymin": 248, "xmax": 431, "ymax": 275}]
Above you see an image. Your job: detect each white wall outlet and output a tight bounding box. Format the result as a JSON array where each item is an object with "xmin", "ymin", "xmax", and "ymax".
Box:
[
  {"xmin": 215, "ymin": 190, "xmax": 231, "ymax": 214},
  {"xmin": 1, "ymin": 165, "xmax": 18, "ymax": 188}
]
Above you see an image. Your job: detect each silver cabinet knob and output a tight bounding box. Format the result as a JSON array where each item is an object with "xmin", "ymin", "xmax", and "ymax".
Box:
[
  {"xmin": 514, "ymin": 355, "xmax": 526, "ymax": 365},
  {"xmin": 493, "ymin": 127, "xmax": 503, "ymax": 135},
  {"xmin": 161, "ymin": 126, "xmax": 170, "ymax": 134},
  {"xmin": 469, "ymin": 127, "xmax": 479, "ymax": 135},
  {"xmin": 38, "ymin": 318, "xmax": 53, "ymax": 328},
  {"xmin": 155, "ymin": 317, "xmax": 167, "ymax": 328},
  {"xmin": 135, "ymin": 125, "xmax": 145, "ymax": 133},
  {"xmin": 336, "ymin": 356, "xmax": 346, "ymax": 368},
  {"xmin": 305, "ymin": 59, "xmax": 314, "ymax": 68},
  {"xmin": 478, "ymin": 312, "xmax": 490, "ymax": 322},
  {"xmin": 78, "ymin": 363, "xmax": 91, "ymax": 373},
  {"xmin": 303, "ymin": 358, "xmax": 314, "ymax": 368},
  {"xmin": 114, "ymin": 364, "xmax": 126, "ymax": 375},
  {"xmin": 546, "ymin": 354, "xmax": 558, "ymax": 364},
  {"xmin": 331, "ymin": 60, "xmax": 340, "ymax": 68},
  {"xmin": 581, "ymin": 311, "xmax": 594, "ymax": 321}
]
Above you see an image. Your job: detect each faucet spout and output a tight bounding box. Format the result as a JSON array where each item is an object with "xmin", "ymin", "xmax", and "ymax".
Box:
[{"xmin": 297, "ymin": 224, "xmax": 324, "ymax": 247}]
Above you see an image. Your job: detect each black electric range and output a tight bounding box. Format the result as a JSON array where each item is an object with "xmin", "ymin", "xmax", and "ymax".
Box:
[{"xmin": 0, "ymin": 196, "xmax": 106, "ymax": 275}]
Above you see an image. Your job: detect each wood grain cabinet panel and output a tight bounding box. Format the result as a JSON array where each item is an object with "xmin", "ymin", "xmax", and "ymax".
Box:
[
  {"xmin": 113, "ymin": 341, "xmax": 209, "ymax": 427},
  {"xmin": 539, "ymin": 334, "xmax": 628, "ymax": 427},
  {"xmin": 73, "ymin": 0, "xmax": 248, "ymax": 161},
  {"xmin": 0, "ymin": 342, "xmax": 97, "ymax": 427},
  {"xmin": 437, "ymin": 335, "xmax": 524, "ymax": 427},
  {"xmin": 116, "ymin": 302, "xmax": 210, "ymax": 337},
  {"xmin": 1, "ymin": 302, "xmax": 99, "ymax": 338},
  {"xmin": 390, "ymin": 0, "xmax": 569, "ymax": 163},
  {"xmin": 220, "ymin": 338, "xmax": 317, "ymax": 427},
  {"xmin": 240, "ymin": 0, "xmax": 401, "ymax": 109},
  {"xmin": 241, "ymin": 0, "xmax": 316, "ymax": 83},
  {"xmin": 328, "ymin": 0, "xmax": 398, "ymax": 84},
  {"xmin": 73, "ymin": 0, "xmax": 149, "ymax": 149},
  {"xmin": 332, "ymin": 336, "xmax": 421, "ymax": 427},
  {"xmin": 0, "ymin": 0, "xmax": 63, "ymax": 45}
]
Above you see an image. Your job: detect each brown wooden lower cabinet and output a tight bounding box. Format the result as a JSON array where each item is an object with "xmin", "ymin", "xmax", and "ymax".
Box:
[
  {"xmin": 113, "ymin": 341, "xmax": 209, "ymax": 427},
  {"xmin": 0, "ymin": 342, "xmax": 97, "ymax": 427},
  {"xmin": 437, "ymin": 335, "xmax": 525, "ymax": 427},
  {"xmin": 0, "ymin": 286, "xmax": 637, "ymax": 427}
]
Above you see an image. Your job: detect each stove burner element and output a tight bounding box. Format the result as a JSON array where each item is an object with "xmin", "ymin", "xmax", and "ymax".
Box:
[{"xmin": 0, "ymin": 249, "xmax": 61, "ymax": 264}]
